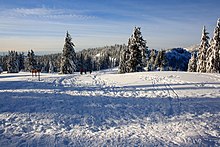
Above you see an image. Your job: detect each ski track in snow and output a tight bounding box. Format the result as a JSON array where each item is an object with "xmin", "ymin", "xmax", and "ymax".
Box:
[{"xmin": 0, "ymin": 71, "xmax": 220, "ymax": 146}]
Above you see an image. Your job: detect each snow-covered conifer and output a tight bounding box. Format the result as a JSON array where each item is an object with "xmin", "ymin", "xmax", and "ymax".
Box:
[
  {"xmin": 146, "ymin": 49, "xmax": 157, "ymax": 71},
  {"xmin": 60, "ymin": 31, "xmax": 77, "ymax": 74},
  {"xmin": 84, "ymin": 55, "xmax": 93, "ymax": 71},
  {"xmin": 126, "ymin": 27, "xmax": 148, "ymax": 72},
  {"xmin": 118, "ymin": 46, "xmax": 129, "ymax": 73},
  {"xmin": 197, "ymin": 26, "xmax": 209, "ymax": 72},
  {"xmin": 18, "ymin": 52, "xmax": 25, "ymax": 71},
  {"xmin": 6, "ymin": 51, "xmax": 19, "ymax": 73},
  {"xmin": 206, "ymin": 19, "xmax": 220, "ymax": 73},
  {"xmin": 188, "ymin": 52, "xmax": 197, "ymax": 72},
  {"xmin": 49, "ymin": 60, "xmax": 54, "ymax": 73},
  {"xmin": 25, "ymin": 50, "xmax": 37, "ymax": 71}
]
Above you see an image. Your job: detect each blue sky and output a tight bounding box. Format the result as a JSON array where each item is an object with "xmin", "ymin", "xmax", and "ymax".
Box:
[{"xmin": 0, "ymin": 0, "xmax": 219, "ymax": 53}]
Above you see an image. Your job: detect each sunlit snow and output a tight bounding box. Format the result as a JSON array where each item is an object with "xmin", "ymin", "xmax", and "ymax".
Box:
[{"xmin": 0, "ymin": 69, "xmax": 220, "ymax": 146}]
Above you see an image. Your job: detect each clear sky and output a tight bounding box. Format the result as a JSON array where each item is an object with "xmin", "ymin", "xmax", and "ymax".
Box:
[{"xmin": 0, "ymin": 0, "xmax": 219, "ymax": 53}]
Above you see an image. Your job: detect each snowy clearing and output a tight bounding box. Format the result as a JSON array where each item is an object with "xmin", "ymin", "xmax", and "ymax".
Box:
[{"xmin": 0, "ymin": 70, "xmax": 220, "ymax": 146}]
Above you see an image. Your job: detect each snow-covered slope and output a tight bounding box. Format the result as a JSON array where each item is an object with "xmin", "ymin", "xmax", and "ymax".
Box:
[{"xmin": 0, "ymin": 70, "xmax": 220, "ymax": 146}]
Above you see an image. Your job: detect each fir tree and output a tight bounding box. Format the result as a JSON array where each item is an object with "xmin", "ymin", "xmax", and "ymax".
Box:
[
  {"xmin": 49, "ymin": 60, "xmax": 54, "ymax": 73},
  {"xmin": 206, "ymin": 19, "xmax": 220, "ymax": 73},
  {"xmin": 126, "ymin": 27, "xmax": 148, "ymax": 72},
  {"xmin": 6, "ymin": 51, "xmax": 19, "ymax": 73},
  {"xmin": 18, "ymin": 52, "xmax": 25, "ymax": 71},
  {"xmin": 154, "ymin": 50, "xmax": 164, "ymax": 70},
  {"xmin": 100, "ymin": 52, "xmax": 110, "ymax": 70},
  {"xmin": 60, "ymin": 31, "xmax": 77, "ymax": 74},
  {"xmin": 26, "ymin": 50, "xmax": 37, "ymax": 71},
  {"xmin": 188, "ymin": 52, "xmax": 197, "ymax": 72},
  {"xmin": 118, "ymin": 46, "xmax": 129, "ymax": 73},
  {"xmin": 84, "ymin": 55, "xmax": 93, "ymax": 72},
  {"xmin": 78, "ymin": 53, "xmax": 85, "ymax": 72},
  {"xmin": 160, "ymin": 50, "xmax": 168, "ymax": 71},
  {"xmin": 197, "ymin": 26, "xmax": 210, "ymax": 72},
  {"xmin": 146, "ymin": 49, "xmax": 157, "ymax": 71}
]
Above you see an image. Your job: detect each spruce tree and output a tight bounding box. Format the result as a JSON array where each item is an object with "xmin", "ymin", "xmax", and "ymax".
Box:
[
  {"xmin": 154, "ymin": 50, "xmax": 163, "ymax": 70},
  {"xmin": 18, "ymin": 52, "xmax": 25, "ymax": 71},
  {"xmin": 26, "ymin": 50, "xmax": 37, "ymax": 71},
  {"xmin": 188, "ymin": 52, "xmax": 197, "ymax": 72},
  {"xmin": 197, "ymin": 26, "xmax": 210, "ymax": 72},
  {"xmin": 126, "ymin": 27, "xmax": 148, "ymax": 72},
  {"xmin": 206, "ymin": 19, "xmax": 220, "ymax": 73},
  {"xmin": 146, "ymin": 49, "xmax": 157, "ymax": 71},
  {"xmin": 6, "ymin": 51, "xmax": 19, "ymax": 73},
  {"xmin": 49, "ymin": 60, "xmax": 54, "ymax": 73},
  {"xmin": 84, "ymin": 55, "xmax": 93, "ymax": 72},
  {"xmin": 60, "ymin": 31, "xmax": 77, "ymax": 74},
  {"xmin": 118, "ymin": 46, "xmax": 129, "ymax": 73}
]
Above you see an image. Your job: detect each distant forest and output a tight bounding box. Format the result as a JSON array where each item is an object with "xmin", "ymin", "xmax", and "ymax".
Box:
[{"xmin": 0, "ymin": 44, "xmax": 191, "ymax": 73}]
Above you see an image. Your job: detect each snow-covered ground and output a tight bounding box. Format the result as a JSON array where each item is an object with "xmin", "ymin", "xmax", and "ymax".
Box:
[{"xmin": 0, "ymin": 69, "xmax": 220, "ymax": 146}]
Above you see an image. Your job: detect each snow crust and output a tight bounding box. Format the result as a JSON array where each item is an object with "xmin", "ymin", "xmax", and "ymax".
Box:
[{"xmin": 0, "ymin": 70, "xmax": 220, "ymax": 146}]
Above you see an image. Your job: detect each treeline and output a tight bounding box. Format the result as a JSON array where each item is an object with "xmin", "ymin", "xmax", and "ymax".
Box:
[
  {"xmin": 0, "ymin": 46, "xmax": 191, "ymax": 73},
  {"xmin": 0, "ymin": 44, "xmax": 126, "ymax": 73}
]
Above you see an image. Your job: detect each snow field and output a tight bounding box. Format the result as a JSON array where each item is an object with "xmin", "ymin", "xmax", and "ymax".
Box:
[{"xmin": 0, "ymin": 70, "xmax": 220, "ymax": 146}]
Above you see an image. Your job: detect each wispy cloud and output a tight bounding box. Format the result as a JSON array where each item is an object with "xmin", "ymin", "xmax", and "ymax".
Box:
[
  {"xmin": 0, "ymin": 7, "xmax": 96, "ymax": 21},
  {"xmin": 0, "ymin": 0, "xmax": 219, "ymax": 52}
]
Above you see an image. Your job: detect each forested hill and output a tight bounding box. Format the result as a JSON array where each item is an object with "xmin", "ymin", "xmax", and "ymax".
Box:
[{"xmin": 0, "ymin": 45, "xmax": 191, "ymax": 73}]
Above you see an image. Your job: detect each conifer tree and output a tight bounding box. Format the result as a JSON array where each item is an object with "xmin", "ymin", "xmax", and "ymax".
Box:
[
  {"xmin": 126, "ymin": 27, "xmax": 148, "ymax": 72},
  {"xmin": 154, "ymin": 50, "xmax": 163, "ymax": 70},
  {"xmin": 49, "ymin": 60, "xmax": 54, "ymax": 73},
  {"xmin": 18, "ymin": 52, "xmax": 25, "ymax": 71},
  {"xmin": 197, "ymin": 26, "xmax": 210, "ymax": 72},
  {"xmin": 60, "ymin": 31, "xmax": 77, "ymax": 74},
  {"xmin": 6, "ymin": 51, "xmax": 19, "ymax": 73},
  {"xmin": 118, "ymin": 46, "xmax": 129, "ymax": 73},
  {"xmin": 206, "ymin": 19, "xmax": 220, "ymax": 73},
  {"xmin": 26, "ymin": 50, "xmax": 37, "ymax": 71},
  {"xmin": 84, "ymin": 55, "xmax": 93, "ymax": 72},
  {"xmin": 188, "ymin": 52, "xmax": 197, "ymax": 72},
  {"xmin": 146, "ymin": 49, "xmax": 157, "ymax": 71}
]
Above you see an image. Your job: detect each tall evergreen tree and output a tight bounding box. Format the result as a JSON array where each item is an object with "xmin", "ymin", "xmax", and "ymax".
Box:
[
  {"xmin": 49, "ymin": 60, "xmax": 54, "ymax": 73},
  {"xmin": 18, "ymin": 52, "xmax": 25, "ymax": 71},
  {"xmin": 99, "ymin": 52, "xmax": 110, "ymax": 70},
  {"xmin": 84, "ymin": 55, "xmax": 93, "ymax": 71},
  {"xmin": 118, "ymin": 46, "xmax": 129, "ymax": 73},
  {"xmin": 188, "ymin": 52, "xmax": 197, "ymax": 72},
  {"xmin": 146, "ymin": 49, "xmax": 157, "ymax": 71},
  {"xmin": 206, "ymin": 19, "xmax": 220, "ymax": 73},
  {"xmin": 154, "ymin": 50, "xmax": 163, "ymax": 70},
  {"xmin": 25, "ymin": 50, "xmax": 37, "ymax": 71},
  {"xmin": 6, "ymin": 51, "xmax": 19, "ymax": 73},
  {"xmin": 197, "ymin": 26, "xmax": 210, "ymax": 72},
  {"xmin": 60, "ymin": 31, "xmax": 77, "ymax": 74},
  {"xmin": 154, "ymin": 50, "xmax": 167, "ymax": 71},
  {"xmin": 125, "ymin": 27, "xmax": 148, "ymax": 72}
]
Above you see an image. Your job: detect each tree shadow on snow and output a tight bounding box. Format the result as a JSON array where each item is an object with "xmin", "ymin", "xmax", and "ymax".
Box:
[
  {"xmin": 1, "ymin": 80, "xmax": 220, "ymax": 146},
  {"xmin": 0, "ymin": 90, "xmax": 220, "ymax": 127}
]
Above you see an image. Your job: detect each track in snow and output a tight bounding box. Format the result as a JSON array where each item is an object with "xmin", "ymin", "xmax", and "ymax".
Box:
[{"xmin": 0, "ymin": 71, "xmax": 220, "ymax": 146}]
